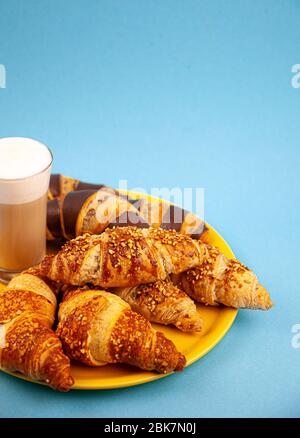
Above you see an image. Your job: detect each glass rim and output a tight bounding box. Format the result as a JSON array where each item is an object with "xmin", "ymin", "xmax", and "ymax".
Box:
[{"xmin": 0, "ymin": 136, "xmax": 53, "ymax": 182}]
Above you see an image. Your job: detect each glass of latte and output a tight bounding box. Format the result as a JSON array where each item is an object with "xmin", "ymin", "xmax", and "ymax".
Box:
[{"xmin": 0, "ymin": 137, "xmax": 52, "ymax": 283}]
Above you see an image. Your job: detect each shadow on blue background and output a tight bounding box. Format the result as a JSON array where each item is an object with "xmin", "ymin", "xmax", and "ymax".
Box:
[{"xmin": 0, "ymin": 0, "xmax": 299, "ymax": 418}]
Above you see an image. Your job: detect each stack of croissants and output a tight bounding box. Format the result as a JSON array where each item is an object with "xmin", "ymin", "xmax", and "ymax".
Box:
[{"xmin": 0, "ymin": 175, "xmax": 272, "ymax": 391}]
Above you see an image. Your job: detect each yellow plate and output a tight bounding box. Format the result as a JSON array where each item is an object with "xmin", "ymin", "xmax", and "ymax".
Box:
[{"xmin": 0, "ymin": 191, "xmax": 237, "ymax": 390}]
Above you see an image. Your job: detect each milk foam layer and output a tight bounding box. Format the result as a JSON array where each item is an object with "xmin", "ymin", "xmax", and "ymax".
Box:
[{"xmin": 0, "ymin": 138, "xmax": 52, "ymax": 204}]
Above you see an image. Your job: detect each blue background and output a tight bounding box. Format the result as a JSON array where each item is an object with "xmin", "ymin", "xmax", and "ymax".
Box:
[{"xmin": 0, "ymin": 0, "xmax": 299, "ymax": 418}]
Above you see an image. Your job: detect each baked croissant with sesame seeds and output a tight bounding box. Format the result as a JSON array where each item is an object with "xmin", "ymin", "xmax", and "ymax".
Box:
[
  {"xmin": 172, "ymin": 245, "xmax": 272, "ymax": 310},
  {"xmin": 0, "ymin": 268, "xmax": 74, "ymax": 391},
  {"xmin": 56, "ymin": 286, "xmax": 186, "ymax": 373},
  {"xmin": 40, "ymin": 226, "xmax": 208, "ymax": 288},
  {"xmin": 112, "ymin": 278, "xmax": 202, "ymax": 332}
]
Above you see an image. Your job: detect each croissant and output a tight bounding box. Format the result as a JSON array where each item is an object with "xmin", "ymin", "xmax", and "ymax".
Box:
[
  {"xmin": 40, "ymin": 226, "xmax": 208, "ymax": 288},
  {"xmin": 47, "ymin": 187, "xmax": 148, "ymax": 241},
  {"xmin": 0, "ymin": 268, "xmax": 74, "ymax": 391},
  {"xmin": 112, "ymin": 278, "xmax": 202, "ymax": 332},
  {"xmin": 48, "ymin": 173, "xmax": 107, "ymax": 200},
  {"xmin": 172, "ymin": 245, "xmax": 272, "ymax": 310},
  {"xmin": 57, "ymin": 286, "xmax": 186, "ymax": 373},
  {"xmin": 132, "ymin": 197, "xmax": 208, "ymax": 240},
  {"xmin": 47, "ymin": 174, "xmax": 209, "ymax": 241}
]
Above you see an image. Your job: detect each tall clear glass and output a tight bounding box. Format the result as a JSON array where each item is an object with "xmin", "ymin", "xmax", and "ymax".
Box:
[{"xmin": 0, "ymin": 137, "xmax": 52, "ymax": 283}]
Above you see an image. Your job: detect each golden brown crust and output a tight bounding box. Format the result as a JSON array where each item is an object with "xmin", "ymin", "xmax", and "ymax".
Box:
[
  {"xmin": 24, "ymin": 265, "xmax": 59, "ymax": 296},
  {"xmin": 1, "ymin": 316, "xmax": 73, "ymax": 391},
  {"xmin": 56, "ymin": 287, "xmax": 186, "ymax": 373},
  {"xmin": 0, "ymin": 290, "xmax": 54, "ymax": 325},
  {"xmin": 110, "ymin": 309, "xmax": 186, "ymax": 373},
  {"xmin": 57, "ymin": 294, "xmax": 107, "ymax": 366},
  {"xmin": 147, "ymin": 227, "xmax": 206, "ymax": 274},
  {"xmin": 99, "ymin": 227, "xmax": 162, "ymax": 287},
  {"xmin": 172, "ymin": 246, "xmax": 272, "ymax": 310},
  {"xmin": 0, "ymin": 273, "xmax": 74, "ymax": 391},
  {"xmin": 113, "ymin": 278, "xmax": 202, "ymax": 332},
  {"xmin": 40, "ymin": 227, "xmax": 207, "ymax": 288}
]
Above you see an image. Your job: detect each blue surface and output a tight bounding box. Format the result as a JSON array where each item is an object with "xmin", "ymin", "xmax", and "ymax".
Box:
[{"xmin": 0, "ymin": 0, "xmax": 299, "ymax": 418}]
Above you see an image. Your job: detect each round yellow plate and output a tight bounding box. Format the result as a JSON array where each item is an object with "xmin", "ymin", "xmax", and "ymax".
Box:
[{"xmin": 0, "ymin": 191, "xmax": 237, "ymax": 390}]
